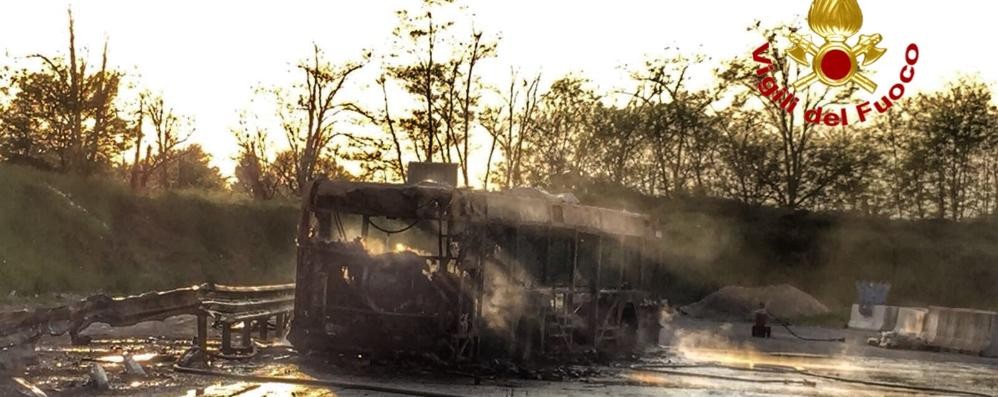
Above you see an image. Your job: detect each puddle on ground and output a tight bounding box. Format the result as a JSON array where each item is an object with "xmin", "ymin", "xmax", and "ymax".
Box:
[
  {"xmin": 182, "ymin": 364, "xmax": 331, "ymax": 397},
  {"xmin": 9, "ymin": 335, "xmax": 997, "ymax": 397},
  {"xmin": 183, "ymin": 381, "xmax": 308, "ymax": 397}
]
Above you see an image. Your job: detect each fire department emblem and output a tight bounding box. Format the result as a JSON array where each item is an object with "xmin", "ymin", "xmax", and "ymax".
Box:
[{"xmin": 788, "ymin": 0, "xmax": 886, "ymax": 93}]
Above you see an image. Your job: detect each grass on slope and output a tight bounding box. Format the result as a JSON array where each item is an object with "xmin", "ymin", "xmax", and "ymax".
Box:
[
  {"xmin": 0, "ymin": 164, "xmax": 298, "ymax": 295},
  {"xmin": 573, "ymin": 180, "xmax": 998, "ymax": 313}
]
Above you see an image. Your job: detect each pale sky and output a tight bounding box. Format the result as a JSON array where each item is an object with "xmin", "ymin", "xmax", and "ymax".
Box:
[{"xmin": 2, "ymin": 1, "xmax": 996, "ymax": 182}]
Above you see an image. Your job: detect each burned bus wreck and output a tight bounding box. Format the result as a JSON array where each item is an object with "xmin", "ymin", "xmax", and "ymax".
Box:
[{"xmin": 289, "ymin": 176, "xmax": 662, "ymax": 362}]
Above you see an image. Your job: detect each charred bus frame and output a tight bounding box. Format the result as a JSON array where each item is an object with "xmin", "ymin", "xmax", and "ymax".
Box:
[{"xmin": 289, "ymin": 179, "xmax": 660, "ymax": 361}]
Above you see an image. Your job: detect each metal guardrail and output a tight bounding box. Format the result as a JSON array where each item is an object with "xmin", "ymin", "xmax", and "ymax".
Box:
[{"xmin": 0, "ymin": 283, "xmax": 295, "ymax": 351}]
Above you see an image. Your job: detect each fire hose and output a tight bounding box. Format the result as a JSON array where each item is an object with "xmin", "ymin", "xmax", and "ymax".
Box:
[
  {"xmin": 777, "ymin": 321, "xmax": 845, "ymax": 343},
  {"xmin": 771, "ymin": 317, "xmax": 846, "ymax": 343}
]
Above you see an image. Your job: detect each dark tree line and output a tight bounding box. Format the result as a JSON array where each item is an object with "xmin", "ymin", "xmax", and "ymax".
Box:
[
  {"xmin": 2, "ymin": 4, "xmax": 996, "ymax": 221},
  {"xmin": 0, "ymin": 10, "xmax": 224, "ymax": 192},
  {"xmin": 298, "ymin": 8, "xmax": 996, "ymax": 221},
  {"xmin": 0, "ymin": 10, "xmax": 127, "ymax": 175}
]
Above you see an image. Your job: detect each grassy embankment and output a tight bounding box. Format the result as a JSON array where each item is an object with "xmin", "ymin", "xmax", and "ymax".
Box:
[{"xmin": 0, "ymin": 164, "xmax": 297, "ymax": 296}]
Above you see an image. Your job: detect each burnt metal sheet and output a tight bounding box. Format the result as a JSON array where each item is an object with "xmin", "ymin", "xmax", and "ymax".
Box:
[
  {"xmin": 484, "ymin": 194, "xmax": 551, "ymax": 225},
  {"xmin": 313, "ymin": 181, "xmax": 455, "ymax": 218},
  {"xmin": 312, "ymin": 180, "xmax": 651, "ymax": 238},
  {"xmin": 597, "ymin": 208, "xmax": 648, "ymax": 237},
  {"xmin": 561, "ymin": 205, "xmax": 602, "ymax": 233}
]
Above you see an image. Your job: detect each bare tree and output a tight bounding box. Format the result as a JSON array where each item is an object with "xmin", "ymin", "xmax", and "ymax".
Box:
[
  {"xmin": 233, "ymin": 115, "xmax": 280, "ymax": 200},
  {"xmin": 376, "ymin": 75, "xmax": 407, "ymax": 180},
  {"xmin": 716, "ymin": 109, "xmax": 777, "ymax": 205},
  {"xmin": 130, "ymin": 94, "xmax": 192, "ymax": 191},
  {"xmin": 459, "ymin": 31, "xmax": 487, "ymax": 186},
  {"xmin": 482, "ymin": 71, "xmax": 540, "ymax": 189},
  {"xmin": 627, "ymin": 53, "xmax": 722, "ymax": 196},
  {"xmin": 387, "ymin": 0, "xmax": 496, "ymax": 186},
  {"xmin": 273, "ymin": 44, "xmax": 366, "ymax": 194}
]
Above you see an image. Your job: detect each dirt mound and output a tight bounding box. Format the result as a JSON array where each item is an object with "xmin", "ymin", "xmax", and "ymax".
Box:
[{"xmin": 681, "ymin": 284, "xmax": 829, "ymax": 321}]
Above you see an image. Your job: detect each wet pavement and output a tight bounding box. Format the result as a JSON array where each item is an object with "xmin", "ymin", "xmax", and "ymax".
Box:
[{"xmin": 3, "ymin": 315, "xmax": 997, "ymax": 396}]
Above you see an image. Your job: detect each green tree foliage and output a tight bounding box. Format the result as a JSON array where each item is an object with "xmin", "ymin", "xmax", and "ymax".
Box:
[
  {"xmin": 271, "ymin": 149, "xmax": 353, "ymax": 195},
  {"xmin": 171, "ymin": 144, "xmax": 226, "ymax": 190},
  {"xmin": 521, "ymin": 77, "xmax": 601, "ymax": 190},
  {"xmin": 0, "ymin": 10, "xmax": 129, "ymax": 175},
  {"xmin": 893, "ymin": 79, "xmax": 998, "ymax": 220},
  {"xmin": 233, "ymin": 116, "xmax": 281, "ymax": 200}
]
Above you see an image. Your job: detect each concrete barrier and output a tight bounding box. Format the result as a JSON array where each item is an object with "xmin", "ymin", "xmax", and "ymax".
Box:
[
  {"xmin": 848, "ymin": 304, "xmax": 898, "ymax": 331},
  {"xmin": 985, "ymin": 315, "xmax": 998, "ymax": 358},
  {"xmin": 923, "ymin": 307, "xmax": 996, "ymax": 354},
  {"xmin": 892, "ymin": 307, "xmax": 928, "ymax": 337}
]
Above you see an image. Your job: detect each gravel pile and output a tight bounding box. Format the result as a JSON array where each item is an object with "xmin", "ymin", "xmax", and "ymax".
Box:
[{"xmin": 681, "ymin": 284, "xmax": 829, "ymax": 321}]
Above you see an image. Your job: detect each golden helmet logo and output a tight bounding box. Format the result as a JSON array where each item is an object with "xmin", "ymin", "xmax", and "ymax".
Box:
[
  {"xmin": 751, "ymin": 0, "xmax": 920, "ymax": 126},
  {"xmin": 789, "ymin": 0, "xmax": 885, "ymax": 93}
]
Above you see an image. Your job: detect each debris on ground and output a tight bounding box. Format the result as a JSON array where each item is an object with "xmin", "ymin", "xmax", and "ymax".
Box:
[
  {"xmin": 88, "ymin": 363, "xmax": 110, "ymax": 391},
  {"xmin": 680, "ymin": 284, "xmax": 829, "ymax": 321},
  {"xmin": 0, "ymin": 343, "xmax": 36, "ymax": 373},
  {"xmin": 122, "ymin": 354, "xmax": 147, "ymax": 377},
  {"xmin": 866, "ymin": 331, "xmax": 928, "ymax": 350},
  {"xmin": 0, "ymin": 377, "xmax": 47, "ymax": 397},
  {"xmin": 177, "ymin": 346, "xmax": 206, "ymax": 369}
]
